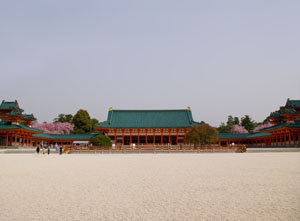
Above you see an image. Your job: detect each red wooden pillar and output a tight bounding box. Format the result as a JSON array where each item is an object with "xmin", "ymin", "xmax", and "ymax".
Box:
[
  {"xmin": 6, "ymin": 132, "xmax": 8, "ymax": 146},
  {"xmin": 15, "ymin": 134, "xmax": 17, "ymax": 146},
  {"xmin": 293, "ymin": 134, "xmax": 295, "ymax": 145},
  {"xmin": 176, "ymin": 135, "xmax": 178, "ymax": 145},
  {"xmin": 153, "ymin": 134, "xmax": 155, "ymax": 145},
  {"xmin": 146, "ymin": 133, "xmax": 148, "ymax": 145},
  {"xmin": 280, "ymin": 135, "xmax": 282, "ymax": 145},
  {"xmin": 161, "ymin": 134, "xmax": 163, "ymax": 145},
  {"xmin": 289, "ymin": 134, "xmax": 291, "ymax": 145}
]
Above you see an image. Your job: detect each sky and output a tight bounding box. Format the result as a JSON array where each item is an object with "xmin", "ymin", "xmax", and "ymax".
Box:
[{"xmin": 0, "ymin": 0, "xmax": 299, "ymax": 126}]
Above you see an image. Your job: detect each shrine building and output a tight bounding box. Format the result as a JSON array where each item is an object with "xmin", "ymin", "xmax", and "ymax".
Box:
[
  {"xmin": 95, "ymin": 108, "xmax": 201, "ymax": 145},
  {"xmin": 0, "ymin": 100, "xmax": 42, "ymax": 146},
  {"xmin": 0, "ymin": 100, "xmax": 97, "ymax": 147},
  {"xmin": 218, "ymin": 99, "xmax": 300, "ymax": 146}
]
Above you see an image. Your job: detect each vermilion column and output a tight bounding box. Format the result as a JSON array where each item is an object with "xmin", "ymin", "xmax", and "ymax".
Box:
[
  {"xmin": 293, "ymin": 134, "xmax": 296, "ymax": 145},
  {"xmin": 146, "ymin": 134, "xmax": 148, "ymax": 145},
  {"xmin": 6, "ymin": 132, "xmax": 8, "ymax": 146}
]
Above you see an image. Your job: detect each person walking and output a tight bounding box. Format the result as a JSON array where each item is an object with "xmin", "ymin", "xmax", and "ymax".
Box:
[
  {"xmin": 36, "ymin": 145, "xmax": 40, "ymax": 154},
  {"xmin": 59, "ymin": 146, "xmax": 63, "ymax": 155},
  {"xmin": 47, "ymin": 145, "xmax": 50, "ymax": 155}
]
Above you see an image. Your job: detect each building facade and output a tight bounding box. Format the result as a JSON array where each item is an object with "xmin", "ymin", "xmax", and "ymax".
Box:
[
  {"xmin": 95, "ymin": 108, "xmax": 200, "ymax": 145},
  {"xmin": 218, "ymin": 99, "xmax": 300, "ymax": 146},
  {"xmin": 1, "ymin": 99, "xmax": 299, "ymax": 148}
]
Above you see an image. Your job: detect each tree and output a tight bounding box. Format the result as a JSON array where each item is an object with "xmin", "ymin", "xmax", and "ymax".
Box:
[
  {"xmin": 54, "ymin": 114, "xmax": 73, "ymax": 123},
  {"xmin": 217, "ymin": 115, "xmax": 240, "ymax": 133},
  {"xmin": 217, "ymin": 123, "xmax": 231, "ymax": 133},
  {"xmin": 186, "ymin": 124, "xmax": 218, "ymax": 146},
  {"xmin": 72, "ymin": 110, "xmax": 93, "ymax": 134},
  {"xmin": 198, "ymin": 124, "xmax": 218, "ymax": 144},
  {"xmin": 91, "ymin": 118, "xmax": 99, "ymax": 132},
  {"xmin": 231, "ymin": 125, "xmax": 248, "ymax": 134},
  {"xmin": 92, "ymin": 134, "xmax": 112, "ymax": 146},
  {"xmin": 226, "ymin": 115, "xmax": 235, "ymax": 127},
  {"xmin": 234, "ymin": 117, "xmax": 240, "ymax": 125},
  {"xmin": 33, "ymin": 122, "xmax": 74, "ymax": 134},
  {"xmin": 241, "ymin": 115, "xmax": 255, "ymax": 132},
  {"xmin": 186, "ymin": 126, "xmax": 201, "ymax": 146}
]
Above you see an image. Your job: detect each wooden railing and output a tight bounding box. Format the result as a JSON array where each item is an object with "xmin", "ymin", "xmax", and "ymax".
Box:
[{"xmin": 63, "ymin": 145, "xmax": 247, "ymax": 154}]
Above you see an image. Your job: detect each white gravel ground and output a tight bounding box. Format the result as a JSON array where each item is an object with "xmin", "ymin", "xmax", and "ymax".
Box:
[{"xmin": 0, "ymin": 153, "xmax": 300, "ymax": 221}]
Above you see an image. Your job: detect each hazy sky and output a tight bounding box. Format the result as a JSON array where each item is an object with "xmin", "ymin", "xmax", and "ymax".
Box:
[{"xmin": 1, "ymin": 0, "xmax": 299, "ymax": 126}]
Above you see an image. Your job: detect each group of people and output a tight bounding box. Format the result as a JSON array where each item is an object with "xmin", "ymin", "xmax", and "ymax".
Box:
[{"xmin": 36, "ymin": 144, "xmax": 63, "ymax": 155}]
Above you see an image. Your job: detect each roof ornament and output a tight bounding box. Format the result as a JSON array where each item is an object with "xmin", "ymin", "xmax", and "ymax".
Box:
[
  {"xmin": 109, "ymin": 107, "xmax": 112, "ymax": 111},
  {"xmin": 187, "ymin": 106, "xmax": 191, "ymax": 111}
]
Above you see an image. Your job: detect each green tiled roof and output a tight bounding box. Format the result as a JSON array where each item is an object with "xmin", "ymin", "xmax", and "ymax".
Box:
[
  {"xmin": 18, "ymin": 124, "xmax": 43, "ymax": 132},
  {"xmin": 0, "ymin": 122, "xmax": 42, "ymax": 132},
  {"xmin": 270, "ymin": 112, "xmax": 281, "ymax": 117},
  {"xmin": 261, "ymin": 121, "xmax": 300, "ymax": 131},
  {"xmin": 96, "ymin": 109, "xmax": 200, "ymax": 128},
  {"xmin": 279, "ymin": 107, "xmax": 297, "ymax": 114},
  {"xmin": 23, "ymin": 114, "xmax": 36, "ymax": 120},
  {"xmin": 0, "ymin": 100, "xmax": 18, "ymax": 110},
  {"xmin": 287, "ymin": 99, "xmax": 300, "ymax": 108},
  {"xmin": 218, "ymin": 133, "xmax": 272, "ymax": 139},
  {"xmin": 7, "ymin": 108, "xmax": 24, "ymax": 116},
  {"xmin": 33, "ymin": 134, "xmax": 97, "ymax": 140},
  {"xmin": 0, "ymin": 123, "xmax": 19, "ymax": 130}
]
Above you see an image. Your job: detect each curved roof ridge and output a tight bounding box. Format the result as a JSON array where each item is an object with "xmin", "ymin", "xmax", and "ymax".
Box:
[{"xmin": 111, "ymin": 109, "xmax": 189, "ymax": 112}]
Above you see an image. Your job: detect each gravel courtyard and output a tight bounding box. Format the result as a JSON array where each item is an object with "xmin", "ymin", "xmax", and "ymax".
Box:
[{"xmin": 0, "ymin": 152, "xmax": 300, "ymax": 221}]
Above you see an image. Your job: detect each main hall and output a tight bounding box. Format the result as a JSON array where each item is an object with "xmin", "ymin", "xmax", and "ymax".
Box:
[{"xmin": 95, "ymin": 108, "xmax": 200, "ymax": 145}]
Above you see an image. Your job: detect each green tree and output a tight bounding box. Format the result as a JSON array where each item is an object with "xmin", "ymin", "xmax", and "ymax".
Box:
[
  {"xmin": 234, "ymin": 117, "xmax": 240, "ymax": 125},
  {"xmin": 217, "ymin": 122, "xmax": 231, "ymax": 133},
  {"xmin": 91, "ymin": 118, "xmax": 99, "ymax": 132},
  {"xmin": 186, "ymin": 124, "xmax": 218, "ymax": 146},
  {"xmin": 241, "ymin": 115, "xmax": 255, "ymax": 132},
  {"xmin": 54, "ymin": 114, "xmax": 73, "ymax": 123},
  {"xmin": 92, "ymin": 134, "xmax": 112, "ymax": 146},
  {"xmin": 217, "ymin": 115, "xmax": 241, "ymax": 133},
  {"xmin": 72, "ymin": 110, "xmax": 93, "ymax": 134},
  {"xmin": 226, "ymin": 115, "xmax": 235, "ymax": 126}
]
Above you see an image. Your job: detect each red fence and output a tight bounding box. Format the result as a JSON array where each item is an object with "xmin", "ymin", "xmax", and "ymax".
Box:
[{"xmin": 64, "ymin": 145, "xmax": 246, "ymax": 154}]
